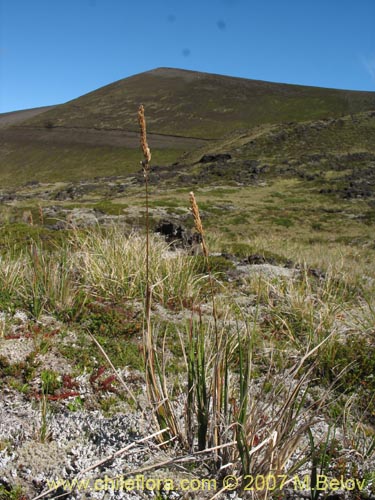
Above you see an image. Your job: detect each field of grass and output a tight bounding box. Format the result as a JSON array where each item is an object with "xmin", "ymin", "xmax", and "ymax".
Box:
[
  {"xmin": 0, "ymin": 75, "xmax": 375, "ymax": 499},
  {"xmin": 0, "ymin": 140, "xmax": 184, "ymax": 188},
  {"xmin": 1, "ymin": 151, "xmax": 375, "ymax": 499},
  {"xmin": 1, "ymin": 215, "xmax": 375, "ymax": 499}
]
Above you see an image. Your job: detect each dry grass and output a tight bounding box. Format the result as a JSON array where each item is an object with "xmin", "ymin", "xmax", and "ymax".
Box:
[
  {"xmin": 136, "ymin": 108, "xmax": 375, "ymax": 498},
  {"xmin": 1, "ymin": 105, "xmax": 375, "ymax": 500}
]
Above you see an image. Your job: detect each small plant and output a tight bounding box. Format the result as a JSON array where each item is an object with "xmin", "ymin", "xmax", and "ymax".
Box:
[
  {"xmin": 0, "ymin": 484, "xmax": 26, "ymax": 500},
  {"xmin": 307, "ymin": 427, "xmax": 336, "ymax": 500},
  {"xmin": 67, "ymin": 396, "xmax": 84, "ymax": 412},
  {"xmin": 0, "ymin": 313, "xmax": 9, "ymax": 337},
  {"xmin": 22, "ymin": 210, "xmax": 33, "ymax": 226},
  {"xmin": 38, "ymin": 205, "xmax": 44, "ymax": 225},
  {"xmin": 273, "ymin": 216, "xmax": 294, "ymax": 227},
  {"xmin": 316, "ymin": 333, "xmax": 375, "ymax": 418},
  {"xmin": 41, "ymin": 369, "xmax": 62, "ymax": 395},
  {"xmin": 39, "ymin": 392, "xmax": 50, "ymax": 443},
  {"xmin": 82, "ymin": 300, "xmax": 140, "ymax": 337}
]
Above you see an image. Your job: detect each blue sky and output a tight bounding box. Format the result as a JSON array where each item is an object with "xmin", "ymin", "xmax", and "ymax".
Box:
[{"xmin": 0, "ymin": 0, "xmax": 374, "ymax": 113}]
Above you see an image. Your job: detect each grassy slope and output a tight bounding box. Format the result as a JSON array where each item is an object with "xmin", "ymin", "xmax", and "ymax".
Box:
[
  {"xmin": 1, "ymin": 67, "xmax": 374, "ymax": 189},
  {"xmin": 15, "ymin": 67, "xmax": 375, "ymax": 139},
  {"xmin": 0, "ymin": 106, "xmax": 57, "ymax": 128},
  {"xmin": 185, "ymin": 111, "xmax": 375, "ymax": 161},
  {"xmin": 1, "ymin": 111, "xmax": 374, "ymax": 254},
  {"xmin": 0, "ymin": 140, "xmax": 183, "ymax": 188},
  {"xmin": 2, "ymin": 110, "xmax": 374, "ymax": 188},
  {"xmin": 180, "ymin": 111, "xmax": 375, "ymax": 197}
]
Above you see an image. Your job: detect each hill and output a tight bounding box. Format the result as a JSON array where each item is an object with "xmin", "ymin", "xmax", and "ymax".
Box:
[
  {"xmin": 1, "ymin": 67, "xmax": 375, "ymax": 189},
  {"xmin": 12, "ymin": 67, "xmax": 375, "ymax": 139}
]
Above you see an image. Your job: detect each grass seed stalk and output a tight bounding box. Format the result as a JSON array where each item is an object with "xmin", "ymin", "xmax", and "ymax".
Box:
[{"xmin": 138, "ymin": 105, "xmax": 181, "ymax": 443}]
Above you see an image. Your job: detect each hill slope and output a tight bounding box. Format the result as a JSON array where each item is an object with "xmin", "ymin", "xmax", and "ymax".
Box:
[
  {"xmin": 0, "ymin": 106, "xmax": 56, "ymax": 128},
  {"xmin": 1, "ymin": 68, "xmax": 375, "ymax": 188},
  {"xmin": 14, "ymin": 67, "xmax": 375, "ymax": 139},
  {"xmin": 174, "ymin": 111, "xmax": 375, "ymax": 202}
]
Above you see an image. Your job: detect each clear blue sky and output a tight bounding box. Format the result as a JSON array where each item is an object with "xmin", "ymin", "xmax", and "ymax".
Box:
[{"xmin": 0, "ymin": 0, "xmax": 374, "ymax": 113}]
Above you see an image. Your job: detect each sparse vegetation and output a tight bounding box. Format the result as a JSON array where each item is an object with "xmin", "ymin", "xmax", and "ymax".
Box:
[
  {"xmin": 0, "ymin": 215, "xmax": 374, "ymax": 497},
  {"xmin": 134, "ymin": 107, "xmax": 375, "ymax": 498},
  {"xmin": 0, "ymin": 76, "xmax": 374, "ymax": 499}
]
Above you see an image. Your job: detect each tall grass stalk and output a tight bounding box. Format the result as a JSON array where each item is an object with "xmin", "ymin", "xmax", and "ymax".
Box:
[
  {"xmin": 189, "ymin": 191, "xmax": 224, "ymax": 454},
  {"xmin": 138, "ymin": 105, "xmax": 181, "ymax": 443}
]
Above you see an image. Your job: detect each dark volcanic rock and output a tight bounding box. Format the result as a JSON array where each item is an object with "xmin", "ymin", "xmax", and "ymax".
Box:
[
  {"xmin": 0, "ymin": 193, "xmax": 15, "ymax": 202},
  {"xmin": 199, "ymin": 153, "xmax": 232, "ymax": 163},
  {"xmin": 243, "ymin": 160, "xmax": 261, "ymax": 174},
  {"xmin": 47, "ymin": 221, "xmax": 66, "ymax": 231},
  {"xmin": 155, "ymin": 220, "xmax": 185, "ymax": 240},
  {"xmin": 155, "ymin": 219, "xmax": 202, "ymax": 251},
  {"xmin": 343, "ymin": 186, "xmax": 372, "ymax": 199},
  {"xmin": 242, "ymin": 254, "xmax": 277, "ymax": 265},
  {"xmin": 344, "ymin": 152, "xmax": 375, "ymax": 162},
  {"xmin": 54, "ymin": 186, "xmax": 82, "ymax": 201}
]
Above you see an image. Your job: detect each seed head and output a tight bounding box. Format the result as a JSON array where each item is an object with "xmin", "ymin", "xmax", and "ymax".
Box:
[
  {"xmin": 138, "ymin": 104, "xmax": 152, "ymax": 165},
  {"xmin": 189, "ymin": 191, "xmax": 209, "ymax": 257}
]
